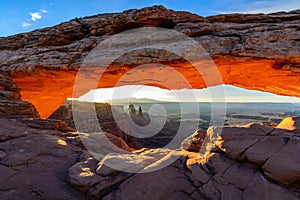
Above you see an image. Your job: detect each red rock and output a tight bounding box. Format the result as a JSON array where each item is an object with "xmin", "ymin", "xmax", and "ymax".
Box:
[
  {"xmin": 0, "ymin": 71, "xmax": 39, "ymax": 118},
  {"xmin": 0, "ymin": 6, "xmax": 295, "ymax": 118}
]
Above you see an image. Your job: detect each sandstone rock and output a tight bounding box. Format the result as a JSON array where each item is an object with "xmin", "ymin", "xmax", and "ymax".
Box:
[
  {"xmin": 48, "ymin": 99, "xmax": 74, "ymax": 126},
  {"xmin": 187, "ymin": 161, "xmax": 211, "ymax": 185},
  {"xmin": 18, "ymin": 118, "xmax": 75, "ymax": 132},
  {"xmin": 214, "ymin": 123, "xmax": 273, "ymax": 159},
  {"xmin": 95, "ymin": 152, "xmax": 159, "ymax": 174},
  {"xmin": 213, "ymin": 121, "xmax": 300, "ymax": 190},
  {"xmin": 79, "ymin": 132, "xmax": 134, "ymax": 153},
  {"xmin": 66, "ymin": 120, "xmax": 300, "ymax": 199},
  {"xmin": 68, "ymin": 157, "xmax": 102, "ymax": 192},
  {"xmin": 243, "ymin": 135, "xmax": 286, "ymax": 165},
  {"xmin": 262, "ymin": 136, "xmax": 300, "ymax": 185},
  {"xmin": 0, "ymin": 6, "xmax": 298, "ymax": 118},
  {"xmin": 0, "ymin": 71, "xmax": 39, "ymax": 118},
  {"xmin": 1, "ymin": 6, "xmax": 300, "ymax": 74},
  {"xmin": 102, "ymin": 160, "xmax": 195, "ymax": 200},
  {"xmin": 0, "ymin": 6, "xmax": 299, "ymax": 200},
  {"xmin": 276, "ymin": 116, "xmax": 300, "ymax": 131},
  {"xmin": 49, "ymin": 99, "xmax": 143, "ymax": 149},
  {"xmin": 96, "ymin": 160, "xmax": 119, "ymax": 176},
  {"xmin": 222, "ymin": 163, "xmax": 256, "ymax": 190},
  {"xmin": 88, "ymin": 173, "xmax": 132, "ymax": 198},
  {"xmin": 0, "ymin": 118, "xmax": 84, "ymax": 199},
  {"xmin": 243, "ymin": 172, "xmax": 300, "ymax": 200},
  {"xmin": 181, "ymin": 129, "xmax": 206, "ymax": 152}
]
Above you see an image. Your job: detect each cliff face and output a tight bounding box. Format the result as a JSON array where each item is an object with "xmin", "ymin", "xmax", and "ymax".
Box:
[{"xmin": 0, "ymin": 6, "xmax": 299, "ymax": 117}]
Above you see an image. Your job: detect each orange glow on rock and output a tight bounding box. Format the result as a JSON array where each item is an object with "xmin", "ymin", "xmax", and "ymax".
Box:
[{"xmin": 13, "ymin": 57, "xmax": 300, "ymax": 118}]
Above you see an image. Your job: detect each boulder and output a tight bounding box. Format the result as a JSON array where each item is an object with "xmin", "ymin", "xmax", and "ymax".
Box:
[{"xmin": 181, "ymin": 129, "xmax": 206, "ymax": 152}]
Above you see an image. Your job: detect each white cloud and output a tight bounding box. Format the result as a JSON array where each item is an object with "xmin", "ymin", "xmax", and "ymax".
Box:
[
  {"xmin": 40, "ymin": 9, "xmax": 47, "ymax": 14},
  {"xmin": 21, "ymin": 5, "xmax": 50, "ymax": 28},
  {"xmin": 30, "ymin": 12, "xmax": 42, "ymax": 21},
  {"xmin": 22, "ymin": 22, "xmax": 31, "ymax": 27}
]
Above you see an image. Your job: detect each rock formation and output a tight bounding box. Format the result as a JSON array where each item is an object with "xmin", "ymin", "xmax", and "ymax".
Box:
[
  {"xmin": 0, "ymin": 5, "xmax": 299, "ymax": 199},
  {"xmin": 181, "ymin": 129, "xmax": 206, "ymax": 151},
  {"xmin": 0, "ymin": 71, "xmax": 134, "ymax": 198},
  {"xmin": 0, "ymin": 70, "xmax": 39, "ymax": 118},
  {"xmin": 0, "ymin": 71, "xmax": 84, "ymax": 198},
  {"xmin": 276, "ymin": 116, "xmax": 300, "ymax": 130},
  {"xmin": 49, "ymin": 99, "xmax": 142, "ymax": 149},
  {"xmin": 0, "ymin": 67, "xmax": 299, "ymax": 199},
  {"xmin": 67, "ymin": 118, "xmax": 300, "ymax": 199},
  {"xmin": 0, "ymin": 5, "xmax": 297, "ymax": 117}
]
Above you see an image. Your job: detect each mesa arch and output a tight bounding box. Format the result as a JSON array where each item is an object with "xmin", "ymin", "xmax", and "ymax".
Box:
[
  {"xmin": 13, "ymin": 56, "xmax": 300, "ymax": 118},
  {"xmin": 0, "ymin": 5, "xmax": 298, "ymax": 118}
]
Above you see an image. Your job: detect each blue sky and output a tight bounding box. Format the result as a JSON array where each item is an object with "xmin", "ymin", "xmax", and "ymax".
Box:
[{"xmin": 1, "ymin": 0, "xmax": 300, "ymax": 36}]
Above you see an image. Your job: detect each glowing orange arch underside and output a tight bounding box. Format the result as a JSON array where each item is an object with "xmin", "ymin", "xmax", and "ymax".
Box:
[{"xmin": 13, "ymin": 58, "xmax": 300, "ymax": 118}]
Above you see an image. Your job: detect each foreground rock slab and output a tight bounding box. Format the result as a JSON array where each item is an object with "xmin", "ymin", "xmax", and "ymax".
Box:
[
  {"xmin": 0, "ymin": 118, "xmax": 84, "ymax": 199},
  {"xmin": 68, "ymin": 118, "xmax": 300, "ymax": 199}
]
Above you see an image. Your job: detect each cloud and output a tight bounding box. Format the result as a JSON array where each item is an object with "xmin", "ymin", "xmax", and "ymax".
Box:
[
  {"xmin": 22, "ymin": 22, "xmax": 31, "ymax": 28},
  {"xmin": 30, "ymin": 12, "xmax": 42, "ymax": 21},
  {"xmin": 22, "ymin": 8, "xmax": 48, "ymax": 28},
  {"xmin": 40, "ymin": 9, "xmax": 47, "ymax": 14},
  {"xmin": 28, "ymin": 8, "xmax": 48, "ymax": 22}
]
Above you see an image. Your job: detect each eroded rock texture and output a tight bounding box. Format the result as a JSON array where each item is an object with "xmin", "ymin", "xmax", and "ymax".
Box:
[
  {"xmin": 0, "ymin": 71, "xmax": 39, "ymax": 118},
  {"xmin": 0, "ymin": 118, "xmax": 84, "ymax": 199},
  {"xmin": 0, "ymin": 5, "xmax": 298, "ymax": 117},
  {"xmin": 0, "ymin": 68, "xmax": 300, "ymax": 199},
  {"xmin": 67, "ymin": 117, "xmax": 300, "ymax": 199}
]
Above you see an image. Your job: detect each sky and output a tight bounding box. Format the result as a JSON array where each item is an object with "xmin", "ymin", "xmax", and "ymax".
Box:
[
  {"xmin": 1, "ymin": 0, "xmax": 300, "ymax": 36},
  {"xmin": 75, "ymin": 85, "xmax": 300, "ymax": 103}
]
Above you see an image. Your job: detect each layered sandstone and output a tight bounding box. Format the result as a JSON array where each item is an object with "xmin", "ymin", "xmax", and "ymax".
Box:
[
  {"xmin": 0, "ymin": 70, "xmax": 39, "ymax": 118},
  {"xmin": 0, "ymin": 6, "xmax": 298, "ymax": 117}
]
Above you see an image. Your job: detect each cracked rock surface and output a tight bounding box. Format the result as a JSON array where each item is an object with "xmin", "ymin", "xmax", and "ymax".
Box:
[
  {"xmin": 68, "ymin": 118, "xmax": 300, "ymax": 199},
  {"xmin": 0, "ymin": 71, "xmax": 299, "ymax": 199}
]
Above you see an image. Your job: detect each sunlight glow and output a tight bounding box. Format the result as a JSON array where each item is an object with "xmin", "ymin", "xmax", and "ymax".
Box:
[
  {"xmin": 70, "ymin": 84, "xmax": 300, "ymax": 104},
  {"xmin": 57, "ymin": 139, "xmax": 67, "ymax": 146}
]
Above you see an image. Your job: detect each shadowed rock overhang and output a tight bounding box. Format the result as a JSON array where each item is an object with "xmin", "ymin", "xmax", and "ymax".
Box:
[{"xmin": 0, "ymin": 5, "xmax": 299, "ymax": 117}]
